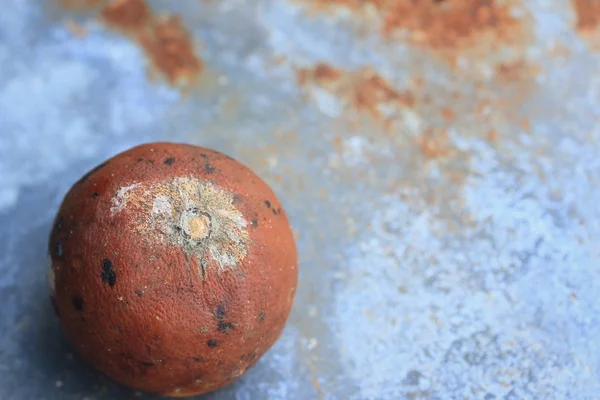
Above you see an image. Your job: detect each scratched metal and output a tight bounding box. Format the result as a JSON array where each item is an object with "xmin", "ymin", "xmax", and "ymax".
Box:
[{"xmin": 1, "ymin": 0, "xmax": 600, "ymax": 399}]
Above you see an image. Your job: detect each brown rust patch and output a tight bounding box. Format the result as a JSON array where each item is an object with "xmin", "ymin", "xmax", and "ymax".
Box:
[
  {"xmin": 382, "ymin": 0, "xmax": 521, "ymax": 48},
  {"xmin": 297, "ymin": 63, "xmax": 414, "ymax": 119},
  {"xmin": 101, "ymin": 0, "xmax": 150, "ymax": 31},
  {"xmin": 58, "ymin": 0, "xmax": 203, "ymax": 86},
  {"xmin": 138, "ymin": 16, "xmax": 203, "ymax": 85},
  {"xmin": 65, "ymin": 20, "xmax": 88, "ymax": 38},
  {"xmin": 415, "ymin": 129, "xmax": 452, "ymax": 159},
  {"xmin": 304, "ymin": 0, "xmax": 526, "ymax": 51},
  {"xmin": 572, "ymin": 0, "xmax": 600, "ymax": 32}
]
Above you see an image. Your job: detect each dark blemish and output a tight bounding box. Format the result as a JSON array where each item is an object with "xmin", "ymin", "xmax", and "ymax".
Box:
[
  {"xmin": 72, "ymin": 296, "xmax": 84, "ymax": 312},
  {"xmin": 77, "ymin": 161, "xmax": 109, "ymax": 185},
  {"xmin": 164, "ymin": 157, "xmax": 175, "ymax": 166},
  {"xmin": 200, "ymin": 258, "xmax": 207, "ymax": 280},
  {"xmin": 264, "ymin": 200, "xmax": 271, "ymax": 208},
  {"xmin": 142, "ymin": 362, "xmax": 155, "ymax": 367},
  {"xmin": 216, "ymin": 305, "xmax": 225, "ymax": 320},
  {"xmin": 272, "ymin": 208, "xmax": 278, "ymax": 215},
  {"xmin": 217, "ymin": 321, "xmax": 235, "ymax": 333},
  {"xmin": 193, "ymin": 357, "xmax": 203, "ymax": 363},
  {"xmin": 241, "ymin": 352, "xmax": 258, "ymax": 363},
  {"xmin": 135, "ymin": 289, "xmax": 144, "ymax": 297},
  {"xmin": 55, "ymin": 216, "xmax": 64, "ymax": 233},
  {"xmin": 258, "ymin": 310, "xmax": 265, "ymax": 321},
  {"xmin": 207, "ymin": 339, "xmax": 218, "ymax": 348},
  {"xmin": 115, "ymin": 326, "xmax": 122, "ymax": 333},
  {"xmin": 101, "ymin": 258, "xmax": 117, "ymax": 287},
  {"xmin": 137, "ymin": 157, "xmax": 154, "ymax": 164},
  {"xmin": 403, "ymin": 370, "xmax": 422, "ymax": 386},
  {"xmin": 55, "ymin": 242, "xmax": 64, "ymax": 258},
  {"xmin": 92, "ymin": 192, "xmax": 99, "ymax": 200},
  {"xmin": 251, "ymin": 219, "xmax": 258, "ymax": 228},
  {"xmin": 204, "ymin": 163, "xmax": 215, "ymax": 174}
]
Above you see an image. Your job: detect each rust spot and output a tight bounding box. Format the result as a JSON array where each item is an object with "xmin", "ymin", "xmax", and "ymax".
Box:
[
  {"xmin": 59, "ymin": 0, "xmax": 203, "ymax": 86},
  {"xmin": 572, "ymin": 0, "xmax": 600, "ymax": 32},
  {"xmin": 297, "ymin": 63, "xmax": 414, "ymax": 119},
  {"xmin": 304, "ymin": 0, "xmax": 526, "ymax": 51},
  {"xmin": 415, "ymin": 129, "xmax": 452, "ymax": 159},
  {"xmin": 101, "ymin": 0, "xmax": 151, "ymax": 31},
  {"xmin": 383, "ymin": 0, "xmax": 521, "ymax": 48},
  {"xmin": 65, "ymin": 20, "xmax": 88, "ymax": 38},
  {"xmin": 139, "ymin": 15, "xmax": 203, "ymax": 85}
]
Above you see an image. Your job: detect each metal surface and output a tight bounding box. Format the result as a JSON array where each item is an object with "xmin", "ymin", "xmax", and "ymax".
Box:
[{"xmin": 1, "ymin": 0, "xmax": 600, "ymax": 399}]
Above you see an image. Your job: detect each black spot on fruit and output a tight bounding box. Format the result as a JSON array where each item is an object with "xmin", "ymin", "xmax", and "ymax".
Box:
[
  {"xmin": 264, "ymin": 200, "xmax": 271, "ymax": 208},
  {"xmin": 207, "ymin": 339, "xmax": 218, "ymax": 348},
  {"xmin": 142, "ymin": 362, "xmax": 155, "ymax": 367},
  {"xmin": 72, "ymin": 295, "xmax": 84, "ymax": 312},
  {"xmin": 204, "ymin": 163, "xmax": 215, "ymax": 174},
  {"xmin": 55, "ymin": 242, "xmax": 64, "ymax": 258},
  {"xmin": 135, "ymin": 289, "xmax": 144, "ymax": 297},
  {"xmin": 77, "ymin": 161, "xmax": 109, "ymax": 185},
  {"xmin": 164, "ymin": 157, "xmax": 175, "ymax": 166},
  {"xmin": 217, "ymin": 321, "xmax": 235, "ymax": 333},
  {"xmin": 216, "ymin": 305, "xmax": 225, "ymax": 320},
  {"xmin": 251, "ymin": 219, "xmax": 258, "ymax": 228},
  {"xmin": 137, "ymin": 157, "xmax": 154, "ymax": 164},
  {"xmin": 92, "ymin": 192, "xmax": 99, "ymax": 200},
  {"xmin": 258, "ymin": 310, "xmax": 265, "ymax": 321},
  {"xmin": 55, "ymin": 216, "xmax": 64, "ymax": 233},
  {"xmin": 101, "ymin": 258, "xmax": 117, "ymax": 287}
]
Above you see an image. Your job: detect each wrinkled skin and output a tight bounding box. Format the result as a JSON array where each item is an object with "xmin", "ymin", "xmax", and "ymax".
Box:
[{"xmin": 48, "ymin": 142, "xmax": 298, "ymax": 396}]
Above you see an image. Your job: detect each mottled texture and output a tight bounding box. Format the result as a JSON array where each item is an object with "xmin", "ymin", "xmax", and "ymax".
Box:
[{"xmin": 48, "ymin": 143, "xmax": 298, "ymax": 396}]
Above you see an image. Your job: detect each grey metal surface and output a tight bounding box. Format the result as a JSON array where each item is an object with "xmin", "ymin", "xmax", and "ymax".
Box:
[{"xmin": 1, "ymin": 0, "xmax": 600, "ymax": 399}]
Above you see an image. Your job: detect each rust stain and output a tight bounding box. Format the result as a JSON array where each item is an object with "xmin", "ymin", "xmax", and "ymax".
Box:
[
  {"xmin": 415, "ymin": 129, "xmax": 452, "ymax": 159},
  {"xmin": 58, "ymin": 0, "xmax": 203, "ymax": 86},
  {"xmin": 65, "ymin": 20, "xmax": 88, "ymax": 38},
  {"xmin": 137, "ymin": 16, "xmax": 203, "ymax": 85},
  {"xmin": 382, "ymin": 0, "xmax": 521, "ymax": 48},
  {"xmin": 572, "ymin": 0, "xmax": 600, "ymax": 32},
  {"xmin": 305, "ymin": 0, "xmax": 526, "ymax": 50},
  {"xmin": 101, "ymin": 0, "xmax": 150, "ymax": 31},
  {"xmin": 297, "ymin": 63, "xmax": 414, "ymax": 119}
]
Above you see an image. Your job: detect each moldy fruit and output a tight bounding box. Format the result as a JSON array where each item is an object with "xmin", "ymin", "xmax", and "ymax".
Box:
[{"xmin": 48, "ymin": 142, "xmax": 298, "ymax": 397}]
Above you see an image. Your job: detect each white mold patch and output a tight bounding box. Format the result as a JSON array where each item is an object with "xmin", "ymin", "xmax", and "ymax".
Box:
[
  {"xmin": 125, "ymin": 177, "xmax": 249, "ymax": 274},
  {"xmin": 110, "ymin": 183, "xmax": 140, "ymax": 216}
]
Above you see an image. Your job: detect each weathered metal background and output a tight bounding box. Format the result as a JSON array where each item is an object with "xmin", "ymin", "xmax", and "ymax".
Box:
[{"xmin": 1, "ymin": 0, "xmax": 600, "ymax": 399}]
